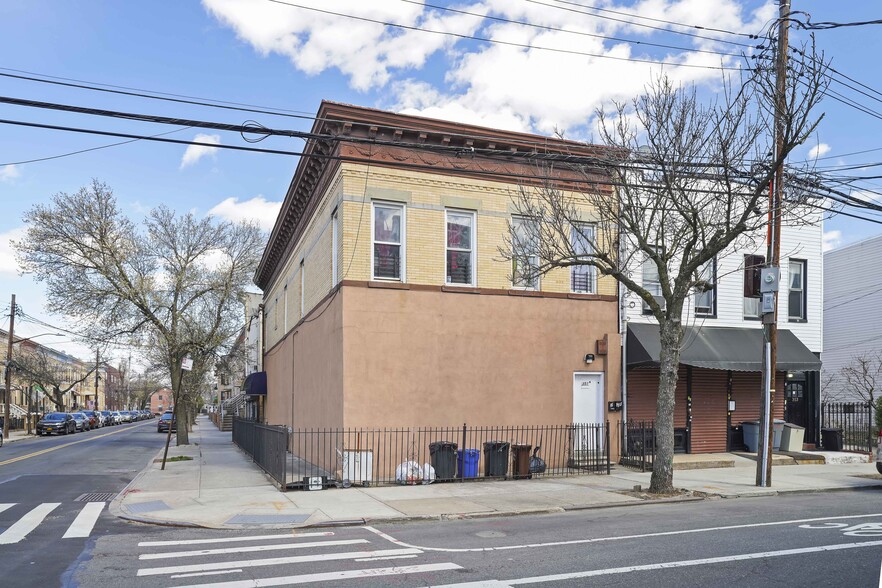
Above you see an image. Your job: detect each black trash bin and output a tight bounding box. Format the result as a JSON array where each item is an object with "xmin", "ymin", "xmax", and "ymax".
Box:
[
  {"xmin": 429, "ymin": 441, "xmax": 458, "ymax": 481},
  {"xmin": 821, "ymin": 428, "xmax": 843, "ymax": 451},
  {"xmin": 483, "ymin": 441, "xmax": 510, "ymax": 478},
  {"xmin": 511, "ymin": 444, "xmax": 532, "ymax": 479}
]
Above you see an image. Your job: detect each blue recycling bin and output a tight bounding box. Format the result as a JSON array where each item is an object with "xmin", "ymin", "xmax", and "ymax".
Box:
[{"xmin": 457, "ymin": 448, "xmax": 480, "ymax": 479}]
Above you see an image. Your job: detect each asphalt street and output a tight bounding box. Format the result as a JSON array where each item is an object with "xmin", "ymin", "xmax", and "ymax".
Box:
[
  {"xmin": 3, "ymin": 424, "xmax": 882, "ymax": 587},
  {"xmin": 0, "ymin": 420, "xmax": 167, "ymax": 587}
]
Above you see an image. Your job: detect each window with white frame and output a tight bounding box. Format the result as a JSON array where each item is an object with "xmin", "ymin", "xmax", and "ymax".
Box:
[
  {"xmin": 788, "ymin": 259, "xmax": 807, "ymax": 321},
  {"xmin": 372, "ymin": 202, "xmax": 404, "ymax": 280},
  {"xmin": 570, "ymin": 223, "xmax": 596, "ymax": 293},
  {"xmin": 446, "ymin": 210, "xmax": 475, "ymax": 285},
  {"xmin": 694, "ymin": 258, "xmax": 716, "ymax": 317},
  {"xmin": 332, "ymin": 207, "xmax": 339, "ymax": 285},
  {"xmin": 511, "ymin": 216, "xmax": 539, "ymax": 289},
  {"xmin": 642, "ymin": 248, "xmax": 663, "ymax": 313}
]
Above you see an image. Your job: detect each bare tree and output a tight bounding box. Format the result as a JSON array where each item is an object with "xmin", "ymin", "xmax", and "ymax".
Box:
[
  {"xmin": 839, "ymin": 353, "xmax": 882, "ymax": 424},
  {"xmin": 14, "ymin": 180, "xmax": 263, "ymax": 445},
  {"xmin": 13, "ymin": 348, "xmax": 97, "ymax": 411},
  {"xmin": 503, "ymin": 45, "xmax": 829, "ymax": 492}
]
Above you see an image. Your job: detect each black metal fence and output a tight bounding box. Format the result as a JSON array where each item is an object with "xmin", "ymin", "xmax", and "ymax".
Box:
[
  {"xmin": 821, "ymin": 402, "xmax": 875, "ymax": 453},
  {"xmin": 232, "ymin": 417, "xmax": 289, "ymax": 489},
  {"xmin": 286, "ymin": 422, "xmax": 610, "ymax": 488},
  {"xmin": 619, "ymin": 420, "xmax": 655, "ymax": 471}
]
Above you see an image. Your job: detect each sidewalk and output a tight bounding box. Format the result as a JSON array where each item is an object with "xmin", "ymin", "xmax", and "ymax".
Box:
[
  {"xmin": 111, "ymin": 416, "xmax": 882, "ymax": 530},
  {"xmin": 3, "ymin": 429, "xmax": 37, "ymax": 444}
]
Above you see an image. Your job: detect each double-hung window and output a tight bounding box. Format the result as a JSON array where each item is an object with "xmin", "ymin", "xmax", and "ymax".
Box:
[
  {"xmin": 511, "ymin": 216, "xmax": 539, "ymax": 289},
  {"xmin": 571, "ymin": 223, "xmax": 596, "ymax": 293},
  {"xmin": 788, "ymin": 259, "xmax": 807, "ymax": 321},
  {"xmin": 372, "ymin": 202, "xmax": 404, "ymax": 280},
  {"xmin": 694, "ymin": 258, "xmax": 716, "ymax": 317},
  {"xmin": 743, "ymin": 254, "xmax": 765, "ymax": 318},
  {"xmin": 446, "ymin": 210, "xmax": 475, "ymax": 286},
  {"xmin": 642, "ymin": 248, "xmax": 663, "ymax": 313}
]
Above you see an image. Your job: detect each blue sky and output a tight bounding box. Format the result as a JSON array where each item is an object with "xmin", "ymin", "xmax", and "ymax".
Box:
[{"xmin": 1, "ymin": 0, "xmax": 881, "ymax": 362}]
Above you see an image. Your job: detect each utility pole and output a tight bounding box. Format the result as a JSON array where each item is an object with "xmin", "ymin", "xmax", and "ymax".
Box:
[
  {"xmin": 757, "ymin": 0, "xmax": 790, "ymax": 487},
  {"xmin": 94, "ymin": 348, "xmax": 100, "ymax": 411},
  {"xmin": 3, "ymin": 294, "xmax": 15, "ymax": 439}
]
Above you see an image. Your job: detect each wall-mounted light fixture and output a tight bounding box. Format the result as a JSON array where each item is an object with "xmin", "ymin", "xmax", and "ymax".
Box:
[{"xmin": 584, "ymin": 354, "xmax": 595, "ymax": 364}]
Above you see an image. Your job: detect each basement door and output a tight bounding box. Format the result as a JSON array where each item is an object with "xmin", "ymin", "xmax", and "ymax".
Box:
[{"xmin": 573, "ymin": 372, "xmax": 605, "ymax": 452}]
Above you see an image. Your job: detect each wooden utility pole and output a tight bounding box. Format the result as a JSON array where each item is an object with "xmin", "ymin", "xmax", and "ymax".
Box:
[
  {"xmin": 757, "ymin": 0, "xmax": 790, "ymax": 487},
  {"xmin": 3, "ymin": 294, "xmax": 15, "ymax": 439}
]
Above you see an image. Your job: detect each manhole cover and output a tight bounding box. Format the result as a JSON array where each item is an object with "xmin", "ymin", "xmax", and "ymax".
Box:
[
  {"xmin": 75, "ymin": 492, "xmax": 117, "ymax": 502},
  {"xmin": 475, "ymin": 531, "xmax": 507, "ymax": 538}
]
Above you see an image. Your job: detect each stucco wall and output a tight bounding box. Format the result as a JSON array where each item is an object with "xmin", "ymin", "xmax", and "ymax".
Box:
[{"xmin": 340, "ymin": 285, "xmax": 621, "ymax": 429}]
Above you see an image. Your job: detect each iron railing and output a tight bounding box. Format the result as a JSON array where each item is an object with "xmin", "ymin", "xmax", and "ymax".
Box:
[
  {"xmin": 232, "ymin": 417, "xmax": 289, "ymax": 489},
  {"xmin": 619, "ymin": 420, "xmax": 655, "ymax": 472},
  {"xmin": 286, "ymin": 422, "xmax": 610, "ymax": 488},
  {"xmin": 821, "ymin": 402, "xmax": 875, "ymax": 453}
]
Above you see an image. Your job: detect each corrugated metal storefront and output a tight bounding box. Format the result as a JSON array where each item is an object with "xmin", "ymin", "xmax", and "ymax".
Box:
[
  {"xmin": 730, "ymin": 371, "xmax": 785, "ymax": 424},
  {"xmin": 689, "ymin": 368, "xmax": 729, "ymax": 453},
  {"xmin": 626, "ymin": 367, "xmax": 688, "ymax": 425}
]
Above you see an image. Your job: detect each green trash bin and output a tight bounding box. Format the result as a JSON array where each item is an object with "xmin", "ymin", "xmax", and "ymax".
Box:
[{"xmin": 483, "ymin": 441, "xmax": 510, "ymax": 478}]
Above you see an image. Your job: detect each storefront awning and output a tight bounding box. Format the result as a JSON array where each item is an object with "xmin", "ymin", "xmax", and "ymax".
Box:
[
  {"xmin": 243, "ymin": 371, "xmax": 267, "ymax": 396},
  {"xmin": 627, "ymin": 323, "xmax": 821, "ymax": 372}
]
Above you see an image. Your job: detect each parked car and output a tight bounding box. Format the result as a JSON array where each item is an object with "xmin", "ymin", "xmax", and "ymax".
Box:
[
  {"xmin": 36, "ymin": 413, "xmax": 76, "ymax": 436},
  {"xmin": 71, "ymin": 412, "xmax": 91, "ymax": 432},
  {"xmin": 100, "ymin": 410, "xmax": 115, "ymax": 425},
  {"xmin": 157, "ymin": 411, "xmax": 176, "ymax": 433},
  {"xmin": 110, "ymin": 411, "xmax": 122, "ymax": 424},
  {"xmin": 876, "ymin": 430, "xmax": 882, "ymax": 474},
  {"xmin": 81, "ymin": 411, "xmax": 100, "ymax": 428}
]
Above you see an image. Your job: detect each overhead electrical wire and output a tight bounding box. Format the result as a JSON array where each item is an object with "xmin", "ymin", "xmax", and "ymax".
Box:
[{"xmin": 264, "ymin": 0, "xmax": 752, "ymax": 71}]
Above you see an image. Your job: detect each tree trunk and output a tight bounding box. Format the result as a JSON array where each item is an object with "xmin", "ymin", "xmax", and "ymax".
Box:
[
  {"xmin": 172, "ymin": 364, "xmax": 190, "ymax": 446},
  {"xmin": 649, "ymin": 317, "xmax": 684, "ymax": 494}
]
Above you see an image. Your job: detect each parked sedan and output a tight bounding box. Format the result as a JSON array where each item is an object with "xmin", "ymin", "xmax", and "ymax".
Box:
[
  {"xmin": 81, "ymin": 411, "xmax": 100, "ymax": 429},
  {"xmin": 100, "ymin": 410, "xmax": 115, "ymax": 425},
  {"xmin": 112, "ymin": 411, "xmax": 124, "ymax": 424},
  {"xmin": 157, "ymin": 412, "xmax": 176, "ymax": 433},
  {"xmin": 36, "ymin": 413, "xmax": 76, "ymax": 436},
  {"xmin": 71, "ymin": 412, "xmax": 91, "ymax": 432}
]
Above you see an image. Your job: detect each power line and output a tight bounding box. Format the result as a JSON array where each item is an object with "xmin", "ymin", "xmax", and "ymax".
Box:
[{"xmin": 265, "ymin": 0, "xmax": 753, "ymax": 71}]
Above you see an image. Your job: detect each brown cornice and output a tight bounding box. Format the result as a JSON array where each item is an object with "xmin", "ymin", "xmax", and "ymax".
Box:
[{"xmin": 254, "ymin": 100, "xmax": 616, "ymax": 291}]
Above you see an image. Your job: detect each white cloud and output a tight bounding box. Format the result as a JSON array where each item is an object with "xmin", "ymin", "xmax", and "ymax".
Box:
[
  {"xmin": 208, "ymin": 195, "xmax": 282, "ymax": 231},
  {"xmin": 0, "ymin": 226, "xmax": 25, "ymax": 274},
  {"xmin": 180, "ymin": 134, "xmax": 221, "ymax": 169},
  {"xmin": 808, "ymin": 143, "xmax": 831, "ymax": 159},
  {"xmin": 0, "ymin": 164, "xmax": 20, "ymax": 182},
  {"xmin": 823, "ymin": 230, "xmax": 842, "ymax": 252}
]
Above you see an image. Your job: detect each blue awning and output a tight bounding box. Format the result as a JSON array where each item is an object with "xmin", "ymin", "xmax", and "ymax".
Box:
[{"xmin": 243, "ymin": 371, "xmax": 267, "ymax": 396}]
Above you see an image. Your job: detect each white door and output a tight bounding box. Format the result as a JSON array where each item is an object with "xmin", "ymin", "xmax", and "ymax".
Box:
[{"xmin": 573, "ymin": 373, "xmax": 604, "ymax": 452}]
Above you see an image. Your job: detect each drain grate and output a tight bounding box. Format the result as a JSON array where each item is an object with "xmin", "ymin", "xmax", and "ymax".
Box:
[{"xmin": 75, "ymin": 492, "xmax": 117, "ymax": 502}]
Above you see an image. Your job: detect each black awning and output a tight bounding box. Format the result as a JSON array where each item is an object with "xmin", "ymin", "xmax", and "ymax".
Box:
[
  {"xmin": 627, "ymin": 323, "xmax": 821, "ymax": 372},
  {"xmin": 243, "ymin": 371, "xmax": 267, "ymax": 395}
]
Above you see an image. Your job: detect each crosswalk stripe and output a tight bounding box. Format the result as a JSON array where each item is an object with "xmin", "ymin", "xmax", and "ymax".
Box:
[
  {"xmin": 138, "ymin": 538, "xmax": 368, "ymax": 560},
  {"xmin": 137, "ymin": 531, "xmax": 334, "ymax": 547},
  {"xmin": 136, "ymin": 547, "xmax": 424, "ymax": 576},
  {"xmin": 0, "ymin": 503, "xmax": 60, "ymax": 545},
  {"xmin": 0, "ymin": 504, "xmax": 14, "ymax": 515},
  {"xmin": 171, "ymin": 563, "xmax": 463, "ymax": 588},
  {"xmin": 62, "ymin": 502, "xmax": 105, "ymax": 539}
]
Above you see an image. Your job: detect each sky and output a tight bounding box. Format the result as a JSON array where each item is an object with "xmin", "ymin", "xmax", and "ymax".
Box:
[{"xmin": 1, "ymin": 0, "xmax": 881, "ymax": 365}]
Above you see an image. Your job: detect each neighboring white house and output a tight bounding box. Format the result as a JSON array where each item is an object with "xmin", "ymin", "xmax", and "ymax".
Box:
[
  {"xmin": 622, "ymin": 212, "xmax": 824, "ymax": 451},
  {"xmin": 823, "ymin": 233, "xmax": 882, "ymax": 402}
]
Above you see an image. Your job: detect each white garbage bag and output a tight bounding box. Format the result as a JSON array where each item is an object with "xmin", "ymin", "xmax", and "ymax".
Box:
[
  {"xmin": 395, "ymin": 460, "xmax": 423, "ymax": 485},
  {"xmin": 422, "ymin": 462, "xmax": 435, "ymax": 484}
]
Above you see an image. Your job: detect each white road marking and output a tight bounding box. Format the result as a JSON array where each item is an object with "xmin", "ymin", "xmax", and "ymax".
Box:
[
  {"xmin": 62, "ymin": 502, "xmax": 105, "ymax": 539},
  {"xmin": 0, "ymin": 504, "xmax": 14, "ymax": 515},
  {"xmin": 431, "ymin": 582, "xmax": 513, "ymax": 588},
  {"xmin": 365, "ymin": 512, "xmax": 882, "ymax": 553},
  {"xmin": 171, "ymin": 569, "xmax": 244, "ymax": 579},
  {"xmin": 0, "ymin": 503, "xmax": 60, "ymax": 545},
  {"xmin": 879, "ymin": 558, "xmax": 882, "ymax": 588},
  {"xmin": 136, "ymin": 547, "xmax": 423, "ymax": 576},
  {"xmin": 138, "ymin": 531, "xmax": 334, "ymax": 547},
  {"xmin": 172, "ymin": 563, "xmax": 462, "ymax": 588},
  {"xmin": 428, "ymin": 539, "xmax": 882, "ymax": 586},
  {"xmin": 139, "ymin": 538, "xmax": 368, "ymax": 560},
  {"xmin": 354, "ymin": 554, "xmax": 419, "ymax": 562}
]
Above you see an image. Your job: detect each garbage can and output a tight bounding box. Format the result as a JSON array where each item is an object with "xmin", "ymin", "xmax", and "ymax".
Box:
[
  {"xmin": 780, "ymin": 423, "xmax": 806, "ymax": 452},
  {"xmin": 483, "ymin": 441, "xmax": 511, "ymax": 478},
  {"xmin": 821, "ymin": 428, "xmax": 843, "ymax": 451},
  {"xmin": 511, "ymin": 444, "xmax": 532, "ymax": 479},
  {"xmin": 429, "ymin": 441, "xmax": 458, "ymax": 481},
  {"xmin": 741, "ymin": 421, "xmax": 760, "ymax": 452},
  {"xmin": 772, "ymin": 419, "xmax": 785, "ymax": 451},
  {"xmin": 456, "ymin": 448, "xmax": 480, "ymax": 479}
]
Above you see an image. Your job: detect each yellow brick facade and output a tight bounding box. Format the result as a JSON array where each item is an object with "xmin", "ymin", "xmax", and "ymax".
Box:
[{"xmin": 265, "ymin": 162, "xmax": 616, "ymax": 350}]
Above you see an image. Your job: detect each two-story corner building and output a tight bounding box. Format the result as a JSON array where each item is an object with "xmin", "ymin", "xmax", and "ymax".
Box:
[
  {"xmin": 148, "ymin": 387, "xmax": 173, "ymax": 415},
  {"xmin": 623, "ymin": 215, "xmax": 824, "ymax": 452},
  {"xmin": 255, "ymin": 101, "xmax": 623, "ymax": 439},
  {"xmin": 823, "ymin": 234, "xmax": 882, "ymax": 402}
]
